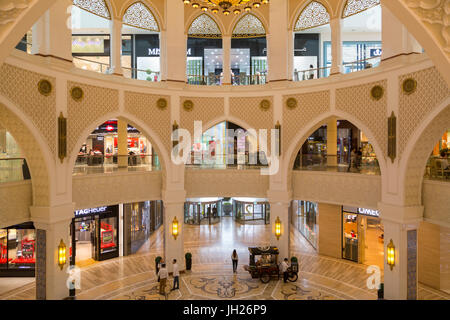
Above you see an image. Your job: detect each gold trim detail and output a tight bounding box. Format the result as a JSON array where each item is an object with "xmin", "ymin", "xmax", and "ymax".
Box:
[
  {"xmin": 260, "ymin": 99, "xmax": 271, "ymax": 111},
  {"xmin": 157, "ymin": 98, "xmax": 167, "ymax": 110},
  {"xmin": 370, "ymin": 85, "xmax": 384, "ymax": 101},
  {"xmin": 286, "ymin": 97, "xmax": 298, "ymax": 109},
  {"xmin": 37, "ymin": 79, "xmax": 52, "ymax": 96},
  {"xmin": 402, "ymin": 78, "xmax": 417, "ymax": 95},
  {"xmin": 183, "ymin": 100, "xmax": 194, "ymax": 112},
  {"xmin": 71, "ymin": 87, "xmax": 84, "ymax": 102},
  {"xmin": 58, "ymin": 112, "xmax": 67, "ymax": 163}
]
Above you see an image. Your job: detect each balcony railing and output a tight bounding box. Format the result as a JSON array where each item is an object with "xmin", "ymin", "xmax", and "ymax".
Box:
[
  {"xmin": 293, "ymin": 66, "xmax": 331, "ymax": 82},
  {"xmin": 424, "ymin": 157, "xmax": 450, "ymax": 182},
  {"xmin": 73, "ymin": 57, "xmax": 110, "ymax": 74},
  {"xmin": 0, "ymin": 158, "xmax": 30, "ymax": 183},
  {"xmin": 73, "ymin": 154, "xmax": 161, "ymax": 175},
  {"xmin": 231, "ymin": 74, "xmax": 267, "ymax": 85},
  {"xmin": 293, "ymin": 154, "xmax": 381, "ymax": 175},
  {"xmin": 185, "ymin": 152, "xmax": 269, "ymax": 170},
  {"xmin": 187, "ymin": 74, "xmax": 222, "ymax": 86},
  {"xmin": 186, "ymin": 74, "xmax": 267, "ymax": 86},
  {"xmin": 342, "ymin": 56, "xmax": 381, "ymax": 74},
  {"xmin": 123, "ymin": 67, "xmax": 160, "ymax": 82}
]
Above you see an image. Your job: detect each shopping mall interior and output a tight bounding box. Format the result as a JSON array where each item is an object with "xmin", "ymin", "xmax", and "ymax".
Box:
[{"xmin": 0, "ymin": 0, "xmax": 449, "ymax": 302}]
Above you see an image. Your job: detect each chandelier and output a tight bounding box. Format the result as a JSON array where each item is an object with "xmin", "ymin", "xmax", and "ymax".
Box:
[{"xmin": 183, "ymin": 0, "xmax": 269, "ymax": 15}]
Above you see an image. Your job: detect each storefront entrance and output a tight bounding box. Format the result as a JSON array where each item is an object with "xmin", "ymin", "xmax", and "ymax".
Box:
[
  {"xmin": 185, "ymin": 199, "xmax": 222, "ymax": 225},
  {"xmin": 71, "ymin": 205, "xmax": 119, "ymax": 264},
  {"xmin": 342, "ymin": 206, "xmax": 384, "ymax": 268}
]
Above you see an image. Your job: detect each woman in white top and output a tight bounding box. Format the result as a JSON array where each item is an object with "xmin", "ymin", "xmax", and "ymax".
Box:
[{"xmin": 231, "ymin": 249, "xmax": 238, "ymax": 273}]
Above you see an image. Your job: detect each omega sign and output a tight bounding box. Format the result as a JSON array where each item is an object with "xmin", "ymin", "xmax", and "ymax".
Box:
[
  {"xmin": 75, "ymin": 206, "xmax": 108, "ymax": 217},
  {"xmin": 357, "ymin": 208, "xmax": 380, "ymax": 217}
]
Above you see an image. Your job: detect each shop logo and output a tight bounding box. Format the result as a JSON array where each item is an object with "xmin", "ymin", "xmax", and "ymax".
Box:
[
  {"xmin": 171, "ymin": 120, "xmax": 280, "ymax": 176},
  {"xmin": 66, "ymin": 265, "xmax": 81, "ymax": 290},
  {"xmin": 358, "ymin": 208, "xmax": 380, "ymax": 217},
  {"xmin": 75, "ymin": 206, "xmax": 108, "ymax": 217},
  {"xmin": 366, "ymin": 265, "xmax": 381, "ymax": 290}
]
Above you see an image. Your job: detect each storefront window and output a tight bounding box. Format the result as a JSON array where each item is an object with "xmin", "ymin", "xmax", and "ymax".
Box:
[
  {"xmin": 186, "ymin": 38, "xmax": 222, "ymax": 85},
  {"xmin": 0, "ymin": 223, "xmax": 36, "ymax": 275},
  {"xmin": 100, "ymin": 217, "xmax": 117, "ymax": 255},
  {"xmin": 342, "ymin": 206, "xmax": 384, "ymax": 268},
  {"xmin": 426, "ymin": 129, "xmax": 450, "ymax": 181},
  {"xmin": 231, "ymin": 38, "xmax": 267, "ymax": 85},
  {"xmin": 292, "ymin": 200, "xmax": 318, "ymax": 249},
  {"xmin": 233, "ymin": 198, "xmax": 269, "ymax": 225},
  {"xmin": 184, "ymin": 198, "xmax": 222, "ymax": 225}
]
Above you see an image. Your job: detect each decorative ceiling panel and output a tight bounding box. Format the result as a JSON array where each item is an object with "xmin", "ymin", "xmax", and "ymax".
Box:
[
  {"xmin": 123, "ymin": 2, "xmax": 159, "ymax": 32},
  {"xmin": 232, "ymin": 14, "xmax": 266, "ymax": 38},
  {"xmin": 294, "ymin": 1, "xmax": 330, "ymax": 31},
  {"xmin": 343, "ymin": 0, "xmax": 380, "ymax": 18},
  {"xmin": 188, "ymin": 14, "xmax": 221, "ymax": 38},
  {"xmin": 73, "ymin": 0, "xmax": 111, "ymax": 19}
]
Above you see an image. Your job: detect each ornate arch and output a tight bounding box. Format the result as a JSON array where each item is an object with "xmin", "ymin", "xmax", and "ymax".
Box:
[
  {"xmin": 123, "ymin": 1, "xmax": 159, "ymax": 32},
  {"xmin": 187, "ymin": 13, "xmax": 222, "ymax": 39},
  {"xmin": 342, "ymin": 0, "xmax": 380, "ymax": 19},
  {"xmin": 232, "ymin": 13, "xmax": 266, "ymax": 38},
  {"xmin": 401, "ymin": 101, "xmax": 450, "ymax": 206},
  {"xmin": 67, "ymin": 111, "xmax": 170, "ymax": 186},
  {"xmin": 283, "ymin": 110, "xmax": 387, "ymax": 190},
  {"xmin": 72, "ymin": 0, "xmax": 111, "ymax": 19},
  {"xmin": 0, "ymin": 102, "xmax": 51, "ymax": 208},
  {"xmin": 294, "ymin": 1, "xmax": 331, "ymax": 32}
]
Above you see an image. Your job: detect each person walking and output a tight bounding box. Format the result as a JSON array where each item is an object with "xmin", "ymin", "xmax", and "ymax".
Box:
[
  {"xmin": 171, "ymin": 259, "xmax": 180, "ymax": 291},
  {"xmin": 158, "ymin": 263, "xmax": 168, "ymax": 295},
  {"xmin": 280, "ymin": 258, "xmax": 289, "ymax": 283},
  {"xmin": 231, "ymin": 249, "xmax": 239, "ymax": 273}
]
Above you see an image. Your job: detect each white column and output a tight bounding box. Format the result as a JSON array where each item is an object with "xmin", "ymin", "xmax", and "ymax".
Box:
[
  {"xmin": 222, "ymin": 36, "xmax": 231, "ymax": 85},
  {"xmin": 163, "ymin": 196, "xmax": 185, "ymax": 273},
  {"xmin": 110, "ymin": 19, "xmax": 123, "ymax": 75},
  {"xmin": 162, "ymin": 0, "xmax": 186, "ymax": 83},
  {"xmin": 379, "ymin": 203, "xmax": 423, "ymax": 300},
  {"xmin": 330, "ymin": 17, "xmax": 342, "ymax": 75},
  {"xmin": 267, "ymin": 0, "xmax": 289, "ymax": 82},
  {"xmin": 159, "ymin": 31, "xmax": 167, "ymax": 80},
  {"xmin": 381, "ymin": 3, "xmax": 422, "ymax": 62},
  {"xmin": 31, "ymin": 203, "xmax": 74, "ymax": 300},
  {"xmin": 31, "ymin": 0, "xmax": 72, "ymax": 62}
]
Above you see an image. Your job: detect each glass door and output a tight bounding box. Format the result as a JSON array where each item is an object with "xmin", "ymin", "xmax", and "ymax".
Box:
[{"xmin": 342, "ymin": 212, "xmax": 359, "ymax": 262}]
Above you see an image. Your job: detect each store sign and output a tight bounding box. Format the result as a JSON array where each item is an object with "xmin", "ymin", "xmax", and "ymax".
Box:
[
  {"xmin": 357, "ymin": 208, "xmax": 380, "ymax": 217},
  {"xmin": 75, "ymin": 206, "xmax": 108, "ymax": 217},
  {"xmin": 370, "ymin": 48, "xmax": 382, "ymax": 57}
]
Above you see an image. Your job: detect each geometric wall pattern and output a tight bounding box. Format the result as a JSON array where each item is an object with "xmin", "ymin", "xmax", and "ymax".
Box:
[
  {"xmin": 336, "ymin": 79, "xmax": 388, "ymax": 158},
  {"xmin": 180, "ymin": 97, "xmax": 224, "ymax": 136},
  {"xmin": 398, "ymin": 67, "xmax": 449, "ymax": 160},
  {"xmin": 67, "ymin": 81, "xmax": 119, "ymax": 156},
  {"xmin": 124, "ymin": 91, "xmax": 171, "ymax": 154},
  {"xmin": 0, "ymin": 64, "xmax": 56, "ymax": 158}
]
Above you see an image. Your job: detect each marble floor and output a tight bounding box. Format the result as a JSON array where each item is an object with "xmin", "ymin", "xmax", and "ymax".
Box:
[{"xmin": 0, "ymin": 218, "xmax": 449, "ymax": 300}]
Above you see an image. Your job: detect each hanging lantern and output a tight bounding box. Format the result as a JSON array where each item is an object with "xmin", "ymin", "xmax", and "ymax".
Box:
[
  {"xmin": 58, "ymin": 239, "xmax": 67, "ymax": 270},
  {"xmin": 275, "ymin": 216, "xmax": 282, "ymax": 240},
  {"xmin": 387, "ymin": 239, "xmax": 395, "ymax": 270},
  {"xmin": 172, "ymin": 216, "xmax": 179, "ymax": 240}
]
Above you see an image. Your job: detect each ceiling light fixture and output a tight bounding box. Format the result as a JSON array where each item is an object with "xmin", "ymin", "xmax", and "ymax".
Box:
[{"xmin": 185, "ymin": 0, "xmax": 267, "ymax": 15}]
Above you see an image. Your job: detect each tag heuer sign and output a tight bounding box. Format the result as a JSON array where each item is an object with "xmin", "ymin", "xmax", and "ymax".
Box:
[{"xmin": 75, "ymin": 206, "xmax": 108, "ymax": 217}]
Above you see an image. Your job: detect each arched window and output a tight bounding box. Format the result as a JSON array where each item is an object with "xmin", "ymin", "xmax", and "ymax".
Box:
[
  {"xmin": 123, "ymin": 2, "xmax": 159, "ymax": 32},
  {"xmin": 122, "ymin": 2, "xmax": 161, "ymax": 81},
  {"xmin": 232, "ymin": 14, "xmax": 266, "ymax": 39},
  {"xmin": 188, "ymin": 14, "xmax": 222, "ymax": 39},
  {"xmin": 231, "ymin": 14, "xmax": 267, "ymax": 85},
  {"xmin": 71, "ymin": 0, "xmax": 112, "ymax": 73},
  {"xmin": 340, "ymin": 0, "xmax": 382, "ymax": 73},
  {"xmin": 72, "ymin": 0, "xmax": 111, "ymax": 20},
  {"xmin": 293, "ymin": 1, "xmax": 331, "ymax": 81},
  {"xmin": 187, "ymin": 14, "xmax": 223, "ymax": 85},
  {"xmin": 294, "ymin": 1, "xmax": 330, "ymax": 32},
  {"xmin": 342, "ymin": 0, "xmax": 380, "ymax": 18}
]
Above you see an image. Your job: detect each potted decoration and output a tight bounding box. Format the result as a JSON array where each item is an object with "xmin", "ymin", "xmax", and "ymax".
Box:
[
  {"xmin": 146, "ymin": 69, "xmax": 153, "ymax": 81},
  {"xmin": 290, "ymin": 256, "xmax": 299, "ymax": 273},
  {"xmin": 185, "ymin": 252, "xmax": 192, "ymax": 271}
]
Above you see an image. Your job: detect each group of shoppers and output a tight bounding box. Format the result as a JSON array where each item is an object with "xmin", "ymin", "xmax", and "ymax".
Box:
[{"xmin": 348, "ymin": 147, "xmax": 363, "ymax": 172}]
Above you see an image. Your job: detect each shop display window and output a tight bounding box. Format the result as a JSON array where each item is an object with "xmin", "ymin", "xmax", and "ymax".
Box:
[
  {"xmin": 293, "ymin": 201, "xmax": 318, "ymax": 249},
  {"xmin": 7, "ymin": 229, "xmax": 36, "ymax": 269},
  {"xmin": 99, "ymin": 217, "xmax": 117, "ymax": 254},
  {"xmin": 0, "ymin": 229, "xmax": 7, "ymax": 269}
]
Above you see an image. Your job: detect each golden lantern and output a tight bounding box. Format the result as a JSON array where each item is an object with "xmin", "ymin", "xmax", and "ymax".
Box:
[
  {"xmin": 192, "ymin": 3, "xmax": 200, "ymax": 8},
  {"xmin": 244, "ymin": 6, "xmax": 252, "ymax": 12},
  {"xmin": 223, "ymin": 9, "xmax": 230, "ymax": 15},
  {"xmin": 253, "ymin": 2, "xmax": 261, "ymax": 8},
  {"xmin": 262, "ymin": 0, "xmax": 269, "ymax": 4},
  {"xmin": 58, "ymin": 239, "xmax": 67, "ymax": 270},
  {"xmin": 172, "ymin": 216, "xmax": 179, "ymax": 240},
  {"xmin": 387, "ymin": 239, "xmax": 395, "ymax": 270},
  {"xmin": 201, "ymin": 6, "xmax": 208, "ymax": 11},
  {"xmin": 211, "ymin": 7, "xmax": 219, "ymax": 13},
  {"xmin": 233, "ymin": 8, "xmax": 241, "ymax": 14},
  {"xmin": 183, "ymin": 0, "xmax": 191, "ymax": 4},
  {"xmin": 275, "ymin": 216, "xmax": 282, "ymax": 240}
]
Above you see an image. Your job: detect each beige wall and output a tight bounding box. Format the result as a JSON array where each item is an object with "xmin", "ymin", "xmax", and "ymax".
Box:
[
  {"xmin": 418, "ymin": 222, "xmax": 450, "ymax": 291},
  {"xmin": 318, "ymin": 203, "xmax": 342, "ymax": 259}
]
